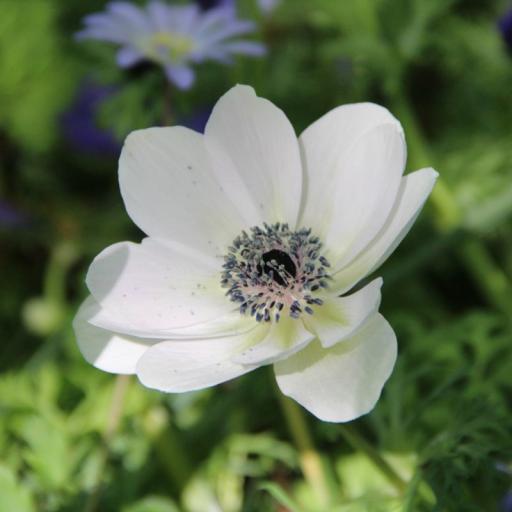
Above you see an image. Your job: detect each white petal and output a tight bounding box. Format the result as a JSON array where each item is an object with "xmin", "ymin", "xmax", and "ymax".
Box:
[
  {"xmin": 274, "ymin": 314, "xmax": 397, "ymax": 422},
  {"xmin": 303, "ymin": 124, "xmax": 406, "ymax": 268},
  {"xmin": 86, "ymin": 238, "xmax": 236, "ymax": 336},
  {"xmin": 89, "ymin": 304, "xmax": 254, "ymax": 340},
  {"xmin": 136, "ymin": 325, "xmax": 269, "ymax": 392},
  {"xmin": 205, "ymin": 85, "xmax": 303, "ymax": 227},
  {"xmin": 119, "ymin": 125, "xmax": 244, "ymax": 255},
  {"xmin": 332, "ymin": 167, "xmax": 438, "ymax": 293},
  {"xmin": 232, "ymin": 315, "xmax": 315, "ymax": 365},
  {"xmin": 73, "ymin": 296, "xmax": 154, "ymax": 374},
  {"xmin": 305, "ymin": 278, "xmax": 382, "ymax": 348},
  {"xmin": 299, "ymin": 103, "xmax": 405, "ymax": 260}
]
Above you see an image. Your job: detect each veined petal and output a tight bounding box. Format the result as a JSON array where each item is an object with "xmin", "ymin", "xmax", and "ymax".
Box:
[
  {"xmin": 299, "ymin": 103, "xmax": 405, "ymax": 262},
  {"xmin": 86, "ymin": 238, "xmax": 235, "ymax": 336},
  {"xmin": 274, "ymin": 314, "xmax": 397, "ymax": 422},
  {"xmin": 89, "ymin": 304, "xmax": 254, "ymax": 340},
  {"xmin": 231, "ymin": 315, "xmax": 315, "ymax": 365},
  {"xmin": 136, "ymin": 324, "xmax": 269, "ymax": 392},
  {"xmin": 75, "ymin": 25, "xmax": 131, "ymax": 44},
  {"xmin": 146, "ymin": 2, "xmax": 196, "ymax": 31},
  {"xmin": 73, "ymin": 296, "xmax": 154, "ymax": 374},
  {"xmin": 119, "ymin": 125, "xmax": 245, "ymax": 255},
  {"xmin": 199, "ymin": 19, "xmax": 256, "ymax": 44},
  {"xmin": 108, "ymin": 1, "xmax": 151, "ymax": 32},
  {"xmin": 305, "ymin": 278, "xmax": 382, "ymax": 348},
  {"xmin": 205, "ymin": 85, "xmax": 303, "ymax": 228},
  {"xmin": 164, "ymin": 5, "xmax": 200, "ymax": 33},
  {"xmin": 301, "ymin": 121, "xmax": 406, "ymax": 268},
  {"xmin": 196, "ymin": 3, "xmax": 236, "ymax": 26},
  {"xmin": 332, "ymin": 167, "xmax": 438, "ymax": 293},
  {"xmin": 77, "ymin": 11, "xmax": 142, "ymax": 43}
]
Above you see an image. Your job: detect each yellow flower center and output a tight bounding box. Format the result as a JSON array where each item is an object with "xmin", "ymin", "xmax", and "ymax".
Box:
[{"xmin": 147, "ymin": 32, "xmax": 195, "ymax": 62}]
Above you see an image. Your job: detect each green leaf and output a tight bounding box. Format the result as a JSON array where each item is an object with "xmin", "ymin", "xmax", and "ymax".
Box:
[
  {"xmin": 19, "ymin": 415, "xmax": 73, "ymax": 491},
  {"xmin": 0, "ymin": 465, "xmax": 35, "ymax": 512},
  {"xmin": 258, "ymin": 481, "xmax": 304, "ymax": 512},
  {"xmin": 122, "ymin": 496, "xmax": 181, "ymax": 512},
  {"xmin": 0, "ymin": 0, "xmax": 77, "ymax": 151}
]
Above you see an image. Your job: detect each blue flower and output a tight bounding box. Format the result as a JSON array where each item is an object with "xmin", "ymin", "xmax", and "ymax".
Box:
[
  {"xmin": 499, "ymin": 9, "xmax": 512, "ymax": 50},
  {"xmin": 76, "ymin": 1, "xmax": 265, "ymax": 89},
  {"xmin": 181, "ymin": 106, "xmax": 212, "ymax": 133},
  {"xmin": 502, "ymin": 491, "xmax": 512, "ymax": 512},
  {"xmin": 61, "ymin": 82, "xmax": 120, "ymax": 155}
]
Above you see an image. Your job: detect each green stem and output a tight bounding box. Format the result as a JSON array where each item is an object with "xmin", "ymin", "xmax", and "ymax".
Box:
[
  {"xmin": 458, "ymin": 237, "xmax": 512, "ymax": 316},
  {"xmin": 275, "ymin": 386, "xmax": 331, "ymax": 506},
  {"xmin": 402, "ymin": 468, "xmax": 436, "ymax": 511},
  {"xmin": 153, "ymin": 425, "xmax": 192, "ymax": 490},
  {"xmin": 143, "ymin": 405, "xmax": 193, "ymax": 490},
  {"xmin": 43, "ymin": 240, "xmax": 79, "ymax": 304},
  {"xmin": 83, "ymin": 375, "xmax": 131, "ymax": 512},
  {"xmin": 338, "ymin": 425, "xmax": 407, "ymax": 494},
  {"xmin": 162, "ymin": 80, "xmax": 173, "ymax": 126}
]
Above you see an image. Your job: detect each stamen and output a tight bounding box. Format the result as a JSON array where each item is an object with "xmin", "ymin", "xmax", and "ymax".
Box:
[{"xmin": 221, "ymin": 223, "xmax": 331, "ymax": 322}]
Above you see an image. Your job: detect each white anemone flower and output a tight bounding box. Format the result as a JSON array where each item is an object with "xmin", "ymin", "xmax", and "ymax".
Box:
[{"xmin": 73, "ymin": 85, "xmax": 437, "ymax": 422}]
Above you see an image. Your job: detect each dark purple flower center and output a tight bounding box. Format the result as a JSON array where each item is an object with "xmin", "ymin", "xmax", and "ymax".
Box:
[
  {"xmin": 260, "ymin": 249, "xmax": 297, "ymax": 286},
  {"xmin": 221, "ymin": 223, "xmax": 331, "ymax": 322}
]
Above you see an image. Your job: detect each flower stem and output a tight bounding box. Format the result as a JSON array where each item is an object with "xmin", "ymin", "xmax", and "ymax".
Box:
[
  {"xmin": 458, "ymin": 237, "xmax": 512, "ymax": 315},
  {"xmin": 274, "ymin": 385, "xmax": 331, "ymax": 506},
  {"xmin": 338, "ymin": 424, "xmax": 407, "ymax": 494},
  {"xmin": 143, "ymin": 405, "xmax": 193, "ymax": 490},
  {"xmin": 44, "ymin": 240, "xmax": 79, "ymax": 305},
  {"xmin": 83, "ymin": 375, "xmax": 131, "ymax": 512},
  {"xmin": 104, "ymin": 374, "xmax": 131, "ymax": 440},
  {"xmin": 162, "ymin": 80, "xmax": 173, "ymax": 125}
]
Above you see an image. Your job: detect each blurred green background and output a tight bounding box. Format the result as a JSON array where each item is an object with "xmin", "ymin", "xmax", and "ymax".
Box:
[{"xmin": 1, "ymin": 0, "xmax": 512, "ymax": 510}]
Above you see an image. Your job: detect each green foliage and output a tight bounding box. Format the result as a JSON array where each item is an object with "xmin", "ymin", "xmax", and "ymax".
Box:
[
  {"xmin": 123, "ymin": 496, "xmax": 181, "ymax": 512},
  {"xmin": 0, "ymin": 465, "xmax": 36, "ymax": 512},
  {"xmin": 98, "ymin": 74, "xmax": 166, "ymax": 141},
  {"xmin": 2, "ymin": 0, "xmax": 512, "ymax": 511},
  {"xmin": 259, "ymin": 482, "xmax": 302, "ymax": 512},
  {"xmin": 0, "ymin": 0, "xmax": 77, "ymax": 152}
]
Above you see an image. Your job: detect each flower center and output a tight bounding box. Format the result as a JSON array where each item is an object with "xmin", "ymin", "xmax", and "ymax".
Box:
[
  {"xmin": 221, "ymin": 223, "xmax": 331, "ymax": 322},
  {"xmin": 259, "ymin": 249, "xmax": 297, "ymax": 286},
  {"xmin": 145, "ymin": 32, "xmax": 195, "ymax": 62}
]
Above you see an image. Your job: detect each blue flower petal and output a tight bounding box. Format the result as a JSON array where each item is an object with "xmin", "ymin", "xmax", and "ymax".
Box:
[{"xmin": 164, "ymin": 64, "xmax": 196, "ymax": 89}]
